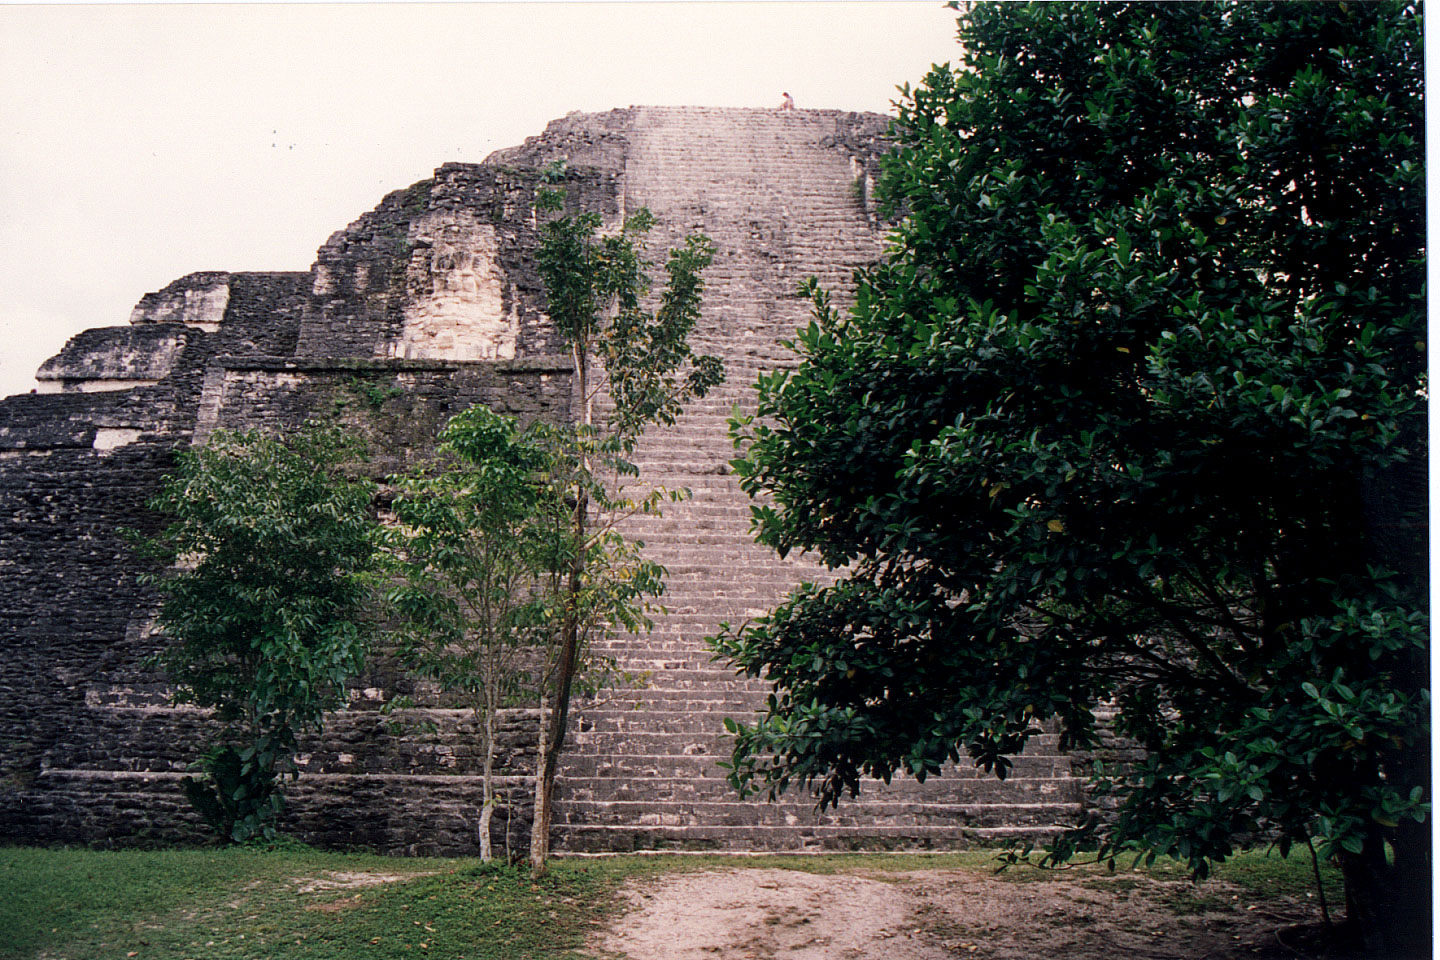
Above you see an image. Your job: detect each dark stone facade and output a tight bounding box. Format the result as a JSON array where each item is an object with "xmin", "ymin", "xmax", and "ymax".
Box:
[{"xmin": 0, "ymin": 107, "xmax": 1085, "ymax": 855}]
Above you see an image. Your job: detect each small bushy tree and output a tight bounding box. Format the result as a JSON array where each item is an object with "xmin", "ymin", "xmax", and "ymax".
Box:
[
  {"xmin": 387, "ymin": 406, "xmax": 563, "ymax": 861},
  {"xmin": 139, "ymin": 424, "xmax": 381, "ymax": 842},
  {"xmin": 716, "ymin": 2, "xmax": 1426, "ymax": 954}
]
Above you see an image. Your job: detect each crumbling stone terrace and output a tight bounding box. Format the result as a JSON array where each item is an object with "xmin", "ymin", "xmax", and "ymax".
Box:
[{"xmin": 0, "ymin": 107, "xmax": 1089, "ymax": 855}]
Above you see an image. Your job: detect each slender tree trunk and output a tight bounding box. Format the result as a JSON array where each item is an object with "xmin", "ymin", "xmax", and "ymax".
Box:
[
  {"xmin": 530, "ymin": 519, "xmax": 586, "ymax": 879},
  {"xmin": 576, "ymin": 342, "xmax": 592, "ymax": 428},
  {"xmin": 528, "ymin": 776, "xmax": 553, "ymax": 876},
  {"xmin": 530, "ymin": 706, "xmax": 574, "ymax": 877},
  {"xmin": 530, "ymin": 339, "xmax": 594, "ymax": 879},
  {"xmin": 504, "ymin": 798, "xmax": 514, "ymax": 863},
  {"xmin": 478, "ymin": 802, "xmax": 495, "ymax": 862},
  {"xmin": 479, "ymin": 698, "xmax": 496, "ymax": 862},
  {"xmin": 529, "ymin": 691, "xmax": 552, "ymax": 875}
]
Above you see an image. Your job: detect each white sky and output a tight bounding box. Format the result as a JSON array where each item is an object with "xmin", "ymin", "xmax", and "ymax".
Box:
[{"xmin": 0, "ymin": 1, "xmax": 962, "ymax": 398}]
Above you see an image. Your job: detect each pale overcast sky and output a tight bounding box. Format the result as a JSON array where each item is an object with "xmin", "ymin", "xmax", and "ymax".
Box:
[{"xmin": 0, "ymin": 1, "xmax": 962, "ymax": 398}]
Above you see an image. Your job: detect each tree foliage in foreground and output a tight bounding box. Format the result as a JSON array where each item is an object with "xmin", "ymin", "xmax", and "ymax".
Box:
[
  {"xmin": 139, "ymin": 425, "xmax": 381, "ymax": 842},
  {"xmin": 716, "ymin": 2, "xmax": 1426, "ymax": 953}
]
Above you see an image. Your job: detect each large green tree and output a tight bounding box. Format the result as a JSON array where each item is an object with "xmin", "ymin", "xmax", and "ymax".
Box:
[
  {"xmin": 139, "ymin": 424, "xmax": 381, "ymax": 842},
  {"xmin": 716, "ymin": 3, "xmax": 1427, "ymax": 954}
]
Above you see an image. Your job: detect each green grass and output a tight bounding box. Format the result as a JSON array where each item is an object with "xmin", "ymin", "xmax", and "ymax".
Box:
[
  {"xmin": 0, "ymin": 845, "xmax": 1341, "ymax": 960},
  {"xmin": 1212, "ymin": 847, "xmax": 1345, "ymax": 902},
  {"xmin": 0, "ymin": 846, "xmax": 636, "ymax": 960}
]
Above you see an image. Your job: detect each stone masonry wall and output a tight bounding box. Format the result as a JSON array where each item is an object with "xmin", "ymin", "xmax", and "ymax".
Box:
[
  {"xmin": 295, "ymin": 163, "xmax": 615, "ymax": 363},
  {"xmin": 196, "ymin": 357, "xmax": 572, "ymax": 469},
  {"xmin": 0, "ymin": 269, "xmax": 312, "ymax": 844},
  {"xmin": 0, "ymin": 107, "xmax": 1085, "ymax": 855}
]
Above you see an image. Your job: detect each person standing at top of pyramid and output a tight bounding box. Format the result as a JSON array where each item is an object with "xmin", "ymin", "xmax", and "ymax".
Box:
[{"xmin": 779, "ymin": 91, "xmax": 795, "ymax": 111}]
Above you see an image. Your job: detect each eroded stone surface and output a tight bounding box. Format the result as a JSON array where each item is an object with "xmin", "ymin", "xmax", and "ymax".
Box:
[
  {"xmin": 0, "ymin": 107, "xmax": 1089, "ymax": 855},
  {"xmin": 129, "ymin": 272, "xmax": 230, "ymax": 329},
  {"xmin": 36, "ymin": 326, "xmax": 182, "ymax": 392},
  {"xmin": 395, "ymin": 210, "xmax": 519, "ymax": 360},
  {"xmin": 92, "ymin": 428, "xmax": 142, "ymax": 451}
]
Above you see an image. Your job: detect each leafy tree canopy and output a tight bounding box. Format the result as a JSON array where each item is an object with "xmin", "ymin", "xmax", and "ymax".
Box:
[
  {"xmin": 536, "ymin": 165, "xmax": 724, "ymax": 446},
  {"xmin": 523, "ymin": 168, "xmax": 724, "ymax": 875},
  {"xmin": 139, "ymin": 423, "xmax": 381, "ymax": 841},
  {"xmin": 387, "ymin": 405, "xmax": 574, "ymax": 861},
  {"xmin": 388, "ymin": 405, "xmax": 560, "ymax": 685},
  {"xmin": 717, "ymin": 2, "xmax": 1426, "ymax": 951}
]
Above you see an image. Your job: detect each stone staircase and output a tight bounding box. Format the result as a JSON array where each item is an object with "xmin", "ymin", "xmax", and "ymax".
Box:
[{"xmin": 551, "ymin": 107, "xmax": 1083, "ymax": 851}]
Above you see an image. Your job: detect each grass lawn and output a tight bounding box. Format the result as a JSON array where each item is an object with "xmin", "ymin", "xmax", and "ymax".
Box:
[{"xmin": 0, "ymin": 844, "xmax": 1340, "ymax": 960}]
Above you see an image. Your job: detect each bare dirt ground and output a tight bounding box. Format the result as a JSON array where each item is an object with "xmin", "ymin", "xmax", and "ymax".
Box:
[
  {"xmin": 590, "ymin": 867, "xmax": 1333, "ymax": 960},
  {"xmin": 291, "ymin": 870, "xmax": 433, "ymax": 893}
]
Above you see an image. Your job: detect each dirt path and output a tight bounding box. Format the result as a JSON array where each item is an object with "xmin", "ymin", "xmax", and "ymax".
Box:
[{"xmin": 590, "ymin": 867, "xmax": 1329, "ymax": 960}]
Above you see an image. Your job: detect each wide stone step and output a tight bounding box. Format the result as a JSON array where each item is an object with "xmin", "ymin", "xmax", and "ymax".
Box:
[
  {"xmin": 573, "ymin": 689, "xmax": 757, "ymax": 709},
  {"xmin": 557, "ymin": 753, "xmax": 1073, "ymax": 782},
  {"xmin": 551, "ymin": 821, "xmax": 1076, "ymax": 854},
  {"xmin": 572, "ymin": 706, "xmax": 1072, "ymax": 744},
  {"xmin": 596, "ymin": 659, "xmax": 749, "ymax": 677},
  {"xmin": 557, "ymin": 799, "xmax": 1083, "ymax": 832},
  {"xmin": 566, "ymin": 729, "xmax": 1065, "ymax": 756},
  {"xmin": 586, "ymin": 669, "xmax": 775, "ymax": 689},
  {"xmin": 564, "ymin": 775, "xmax": 1084, "ymax": 806}
]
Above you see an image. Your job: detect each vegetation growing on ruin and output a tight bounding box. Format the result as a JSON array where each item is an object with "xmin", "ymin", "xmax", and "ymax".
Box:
[
  {"xmin": 135, "ymin": 425, "xmax": 383, "ymax": 842},
  {"xmin": 384, "ymin": 164, "xmax": 725, "ymax": 875},
  {"xmin": 717, "ymin": 2, "xmax": 1427, "ymax": 955}
]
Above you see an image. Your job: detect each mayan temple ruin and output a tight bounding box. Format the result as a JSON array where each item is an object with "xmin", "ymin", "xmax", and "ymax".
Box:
[{"xmin": 0, "ymin": 107, "xmax": 1088, "ymax": 855}]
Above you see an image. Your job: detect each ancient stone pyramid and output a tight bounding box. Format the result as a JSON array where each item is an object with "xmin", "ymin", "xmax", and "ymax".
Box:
[{"xmin": 0, "ymin": 107, "xmax": 1084, "ymax": 854}]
